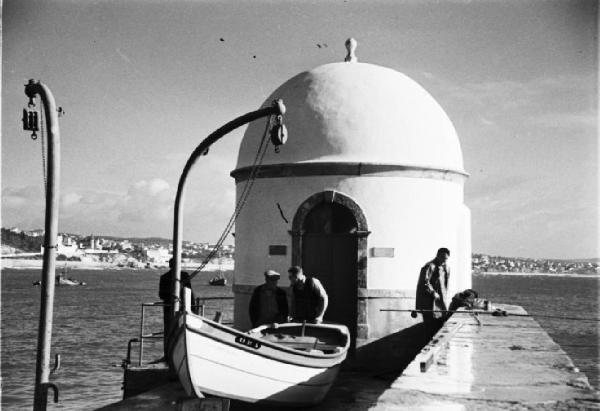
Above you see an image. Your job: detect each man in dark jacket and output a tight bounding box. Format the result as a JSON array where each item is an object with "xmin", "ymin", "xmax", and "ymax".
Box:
[
  {"xmin": 288, "ymin": 266, "xmax": 328, "ymax": 324},
  {"xmin": 249, "ymin": 270, "xmax": 288, "ymax": 328},
  {"xmin": 415, "ymin": 248, "xmax": 451, "ymax": 331},
  {"xmin": 159, "ymin": 258, "xmax": 196, "ymax": 358}
]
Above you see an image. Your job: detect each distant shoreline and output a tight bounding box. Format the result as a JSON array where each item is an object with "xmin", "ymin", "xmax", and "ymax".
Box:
[
  {"xmin": 2, "ymin": 259, "xmax": 596, "ymax": 278},
  {"xmin": 1, "ymin": 258, "xmax": 233, "ymax": 272},
  {"xmin": 475, "ymin": 271, "xmax": 598, "ymax": 278}
]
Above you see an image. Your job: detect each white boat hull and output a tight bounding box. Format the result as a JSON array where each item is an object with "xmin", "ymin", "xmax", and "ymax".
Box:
[{"xmin": 169, "ymin": 313, "xmax": 349, "ymax": 406}]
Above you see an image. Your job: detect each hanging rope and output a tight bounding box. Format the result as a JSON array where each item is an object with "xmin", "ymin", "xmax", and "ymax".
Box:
[
  {"xmin": 38, "ymin": 98, "xmax": 47, "ymax": 193},
  {"xmin": 189, "ymin": 114, "xmax": 275, "ymax": 279}
]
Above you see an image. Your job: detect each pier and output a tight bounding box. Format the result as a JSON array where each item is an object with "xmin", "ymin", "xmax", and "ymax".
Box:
[{"xmin": 99, "ymin": 304, "xmax": 598, "ymax": 410}]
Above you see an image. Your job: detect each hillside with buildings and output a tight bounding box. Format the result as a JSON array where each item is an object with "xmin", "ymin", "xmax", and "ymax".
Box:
[
  {"xmin": 1, "ymin": 227, "xmax": 233, "ymax": 269},
  {"xmin": 472, "ymin": 253, "xmax": 599, "ymax": 275},
  {"xmin": 1, "ymin": 227, "xmax": 598, "ymax": 274}
]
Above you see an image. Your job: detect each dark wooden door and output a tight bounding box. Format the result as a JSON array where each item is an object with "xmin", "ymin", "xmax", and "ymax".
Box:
[{"xmin": 302, "ymin": 233, "xmax": 358, "ymax": 339}]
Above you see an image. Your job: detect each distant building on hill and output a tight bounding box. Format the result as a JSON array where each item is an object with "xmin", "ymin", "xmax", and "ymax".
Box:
[
  {"xmin": 57, "ymin": 235, "xmax": 78, "ymax": 257},
  {"xmin": 26, "ymin": 229, "xmax": 44, "ymax": 237},
  {"xmin": 119, "ymin": 240, "xmax": 133, "ymax": 251},
  {"xmin": 38, "ymin": 234, "xmax": 79, "ymax": 258},
  {"xmin": 144, "ymin": 247, "xmax": 170, "ymax": 265}
]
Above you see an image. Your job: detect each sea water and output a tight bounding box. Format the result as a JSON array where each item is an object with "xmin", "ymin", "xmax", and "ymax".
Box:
[{"xmin": 1, "ymin": 269, "xmax": 598, "ymax": 410}]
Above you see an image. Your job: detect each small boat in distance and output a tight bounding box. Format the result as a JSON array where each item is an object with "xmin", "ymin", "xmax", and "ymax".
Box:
[
  {"xmin": 34, "ymin": 275, "xmax": 86, "ymax": 286},
  {"xmin": 55, "ymin": 275, "xmax": 85, "ymax": 286},
  {"xmin": 208, "ymin": 257, "xmax": 228, "ymax": 285},
  {"xmin": 55, "ymin": 264, "xmax": 86, "ymax": 286},
  {"xmin": 208, "ymin": 275, "xmax": 227, "ymax": 286},
  {"xmin": 169, "ymin": 289, "xmax": 350, "ymax": 406},
  {"xmin": 34, "ymin": 264, "xmax": 85, "ymax": 286}
]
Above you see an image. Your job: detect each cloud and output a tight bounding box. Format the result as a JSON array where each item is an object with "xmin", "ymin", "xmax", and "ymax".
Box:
[
  {"xmin": 467, "ymin": 172, "xmax": 598, "ymax": 258},
  {"xmin": 2, "ymin": 186, "xmax": 42, "ymax": 203},
  {"xmin": 61, "ymin": 192, "xmax": 83, "ymax": 208},
  {"xmin": 423, "ymin": 73, "xmax": 597, "ymax": 134},
  {"xmin": 1, "ymin": 186, "xmax": 46, "ymax": 228},
  {"xmin": 115, "ymin": 47, "xmax": 132, "ymax": 64},
  {"xmin": 119, "ymin": 178, "xmax": 173, "ymax": 223},
  {"xmin": 2, "ymin": 168, "xmax": 240, "ymax": 241},
  {"xmin": 479, "ymin": 116, "xmax": 495, "ymax": 126},
  {"xmin": 2, "ymin": 179, "xmax": 175, "ymax": 237},
  {"xmin": 527, "ymin": 110, "xmax": 597, "ymax": 130}
]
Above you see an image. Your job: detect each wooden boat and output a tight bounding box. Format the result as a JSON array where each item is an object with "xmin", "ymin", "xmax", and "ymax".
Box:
[{"xmin": 168, "ymin": 291, "xmax": 350, "ymax": 406}]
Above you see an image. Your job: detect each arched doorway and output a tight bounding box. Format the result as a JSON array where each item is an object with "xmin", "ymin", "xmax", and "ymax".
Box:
[{"xmin": 290, "ymin": 191, "xmax": 369, "ymax": 343}]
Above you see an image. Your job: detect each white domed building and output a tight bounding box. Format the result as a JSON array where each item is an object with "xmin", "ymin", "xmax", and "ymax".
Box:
[{"xmin": 231, "ymin": 40, "xmax": 471, "ymax": 351}]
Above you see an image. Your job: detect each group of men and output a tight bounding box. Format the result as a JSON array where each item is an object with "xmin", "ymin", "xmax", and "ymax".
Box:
[
  {"xmin": 249, "ymin": 265, "xmax": 328, "ymax": 327},
  {"xmin": 160, "ymin": 247, "xmax": 452, "ymax": 331},
  {"xmin": 249, "ymin": 247, "xmax": 452, "ymax": 329}
]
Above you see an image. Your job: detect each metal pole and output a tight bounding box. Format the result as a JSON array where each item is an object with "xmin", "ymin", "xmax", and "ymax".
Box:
[
  {"xmin": 171, "ymin": 100, "xmax": 285, "ymax": 315},
  {"xmin": 139, "ymin": 304, "xmax": 145, "ymax": 366},
  {"xmin": 26, "ymin": 80, "xmax": 61, "ymax": 411}
]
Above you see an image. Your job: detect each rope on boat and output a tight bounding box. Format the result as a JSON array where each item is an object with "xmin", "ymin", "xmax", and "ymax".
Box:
[
  {"xmin": 189, "ymin": 114, "xmax": 275, "ymax": 280},
  {"xmin": 380, "ymin": 308, "xmax": 600, "ymax": 322}
]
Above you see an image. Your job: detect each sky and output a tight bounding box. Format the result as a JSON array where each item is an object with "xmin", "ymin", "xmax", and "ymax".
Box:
[{"xmin": 2, "ymin": 0, "xmax": 598, "ymax": 259}]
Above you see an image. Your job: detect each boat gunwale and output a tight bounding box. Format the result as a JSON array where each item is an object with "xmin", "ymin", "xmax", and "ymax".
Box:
[{"xmin": 182, "ymin": 312, "xmax": 350, "ymax": 363}]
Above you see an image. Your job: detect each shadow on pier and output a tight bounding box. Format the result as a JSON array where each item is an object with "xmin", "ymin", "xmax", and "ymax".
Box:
[{"xmin": 230, "ymin": 322, "xmax": 435, "ymax": 411}]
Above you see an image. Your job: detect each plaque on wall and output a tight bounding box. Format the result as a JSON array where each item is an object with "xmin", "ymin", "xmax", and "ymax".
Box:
[
  {"xmin": 269, "ymin": 245, "xmax": 287, "ymax": 256},
  {"xmin": 370, "ymin": 247, "xmax": 395, "ymax": 258}
]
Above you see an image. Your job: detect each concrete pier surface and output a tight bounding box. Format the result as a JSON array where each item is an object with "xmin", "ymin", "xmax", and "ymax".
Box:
[
  {"xmin": 305, "ymin": 304, "xmax": 599, "ymax": 410},
  {"xmin": 100, "ymin": 304, "xmax": 598, "ymax": 410}
]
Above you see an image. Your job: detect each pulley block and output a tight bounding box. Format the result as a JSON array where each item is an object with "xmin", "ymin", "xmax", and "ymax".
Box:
[
  {"xmin": 270, "ymin": 115, "xmax": 287, "ymax": 147},
  {"xmin": 22, "ymin": 108, "xmax": 39, "ymax": 139}
]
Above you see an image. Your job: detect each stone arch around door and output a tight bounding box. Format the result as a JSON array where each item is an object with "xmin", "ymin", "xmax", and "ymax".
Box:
[{"xmin": 289, "ymin": 190, "xmax": 370, "ymax": 339}]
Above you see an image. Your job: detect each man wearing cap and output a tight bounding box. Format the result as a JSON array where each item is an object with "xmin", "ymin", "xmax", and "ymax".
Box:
[
  {"xmin": 249, "ymin": 270, "xmax": 289, "ymax": 328},
  {"xmin": 288, "ymin": 266, "xmax": 328, "ymax": 324}
]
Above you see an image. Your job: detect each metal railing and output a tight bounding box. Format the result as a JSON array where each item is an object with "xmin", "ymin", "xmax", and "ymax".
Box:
[{"xmin": 124, "ymin": 297, "xmax": 234, "ymax": 367}]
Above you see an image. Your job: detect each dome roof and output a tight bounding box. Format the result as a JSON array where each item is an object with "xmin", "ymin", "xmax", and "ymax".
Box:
[{"xmin": 235, "ymin": 61, "xmax": 465, "ymax": 173}]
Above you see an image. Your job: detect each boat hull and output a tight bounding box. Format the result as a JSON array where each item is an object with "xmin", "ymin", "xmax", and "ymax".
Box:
[
  {"xmin": 169, "ymin": 313, "xmax": 349, "ymax": 406},
  {"xmin": 56, "ymin": 278, "xmax": 83, "ymax": 286}
]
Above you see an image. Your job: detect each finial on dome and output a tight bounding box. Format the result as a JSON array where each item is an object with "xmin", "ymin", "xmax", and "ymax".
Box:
[{"xmin": 344, "ymin": 38, "xmax": 358, "ymax": 63}]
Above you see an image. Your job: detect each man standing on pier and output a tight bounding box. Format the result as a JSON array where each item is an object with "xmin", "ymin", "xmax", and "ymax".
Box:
[
  {"xmin": 249, "ymin": 270, "xmax": 289, "ymax": 327},
  {"xmin": 288, "ymin": 266, "xmax": 328, "ymax": 324},
  {"xmin": 416, "ymin": 248, "xmax": 451, "ymax": 332},
  {"xmin": 158, "ymin": 258, "xmax": 196, "ymax": 360}
]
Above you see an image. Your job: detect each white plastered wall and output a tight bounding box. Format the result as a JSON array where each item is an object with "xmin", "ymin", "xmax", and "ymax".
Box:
[{"xmin": 233, "ymin": 173, "xmax": 471, "ymax": 329}]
